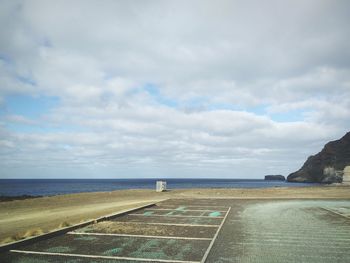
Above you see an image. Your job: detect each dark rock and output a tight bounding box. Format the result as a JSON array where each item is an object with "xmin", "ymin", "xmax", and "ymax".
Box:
[
  {"xmin": 0, "ymin": 195, "xmax": 42, "ymax": 202},
  {"xmin": 264, "ymin": 175, "xmax": 285, "ymax": 181},
  {"xmin": 287, "ymin": 131, "xmax": 350, "ymax": 183}
]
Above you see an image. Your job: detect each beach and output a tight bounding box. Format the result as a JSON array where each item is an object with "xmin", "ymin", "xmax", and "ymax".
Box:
[{"xmin": 1, "ymin": 185, "xmax": 350, "ymax": 245}]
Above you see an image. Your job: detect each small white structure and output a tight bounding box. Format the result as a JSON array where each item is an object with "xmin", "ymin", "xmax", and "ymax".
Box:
[
  {"xmin": 343, "ymin": 166, "xmax": 350, "ymax": 184},
  {"xmin": 323, "ymin": 166, "xmax": 336, "ymax": 177},
  {"xmin": 156, "ymin": 181, "xmax": 167, "ymax": 192}
]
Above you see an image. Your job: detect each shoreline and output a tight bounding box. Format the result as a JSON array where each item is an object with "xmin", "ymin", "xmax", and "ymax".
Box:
[
  {"xmin": 1, "ymin": 185, "xmax": 350, "ymax": 245},
  {"xmin": 0, "ymin": 178, "xmax": 320, "ymax": 198}
]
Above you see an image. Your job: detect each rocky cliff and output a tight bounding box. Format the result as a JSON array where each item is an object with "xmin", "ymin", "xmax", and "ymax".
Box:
[{"xmin": 287, "ymin": 132, "xmax": 350, "ymax": 183}]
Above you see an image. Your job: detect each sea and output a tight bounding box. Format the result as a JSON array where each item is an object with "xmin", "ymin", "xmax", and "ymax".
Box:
[{"xmin": 0, "ymin": 179, "xmax": 318, "ymax": 197}]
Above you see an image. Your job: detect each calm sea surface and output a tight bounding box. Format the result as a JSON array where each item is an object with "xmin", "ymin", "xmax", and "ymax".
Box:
[{"xmin": 0, "ymin": 179, "xmax": 318, "ymax": 197}]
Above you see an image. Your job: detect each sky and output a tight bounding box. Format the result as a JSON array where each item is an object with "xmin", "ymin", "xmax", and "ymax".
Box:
[{"xmin": 0, "ymin": 0, "xmax": 349, "ymax": 179}]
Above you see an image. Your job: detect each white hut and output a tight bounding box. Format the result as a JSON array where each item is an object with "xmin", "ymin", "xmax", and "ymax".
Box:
[{"xmin": 156, "ymin": 181, "xmax": 167, "ymax": 192}]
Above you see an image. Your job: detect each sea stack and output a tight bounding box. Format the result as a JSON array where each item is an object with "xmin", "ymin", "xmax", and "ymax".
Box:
[
  {"xmin": 264, "ymin": 175, "xmax": 285, "ymax": 181},
  {"xmin": 287, "ymin": 131, "xmax": 350, "ymax": 183}
]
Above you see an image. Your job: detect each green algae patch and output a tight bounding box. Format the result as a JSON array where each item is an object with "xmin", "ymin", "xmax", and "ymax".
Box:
[
  {"xmin": 74, "ymin": 235, "xmax": 98, "ymax": 241},
  {"xmin": 103, "ymin": 247, "xmax": 123, "ymax": 256},
  {"xmin": 175, "ymin": 206, "xmax": 187, "ymax": 211},
  {"xmin": 209, "ymin": 211, "xmax": 222, "ymax": 217},
  {"xmin": 143, "ymin": 211, "xmax": 154, "ymax": 216},
  {"xmin": 45, "ymin": 246, "xmax": 73, "ymax": 253}
]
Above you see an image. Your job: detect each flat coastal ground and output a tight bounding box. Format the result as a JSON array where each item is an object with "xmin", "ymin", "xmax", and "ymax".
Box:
[{"xmin": 1, "ymin": 185, "xmax": 350, "ymax": 245}]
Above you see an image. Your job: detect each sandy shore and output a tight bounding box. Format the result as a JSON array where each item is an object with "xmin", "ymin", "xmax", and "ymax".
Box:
[{"xmin": 1, "ymin": 185, "xmax": 350, "ymax": 244}]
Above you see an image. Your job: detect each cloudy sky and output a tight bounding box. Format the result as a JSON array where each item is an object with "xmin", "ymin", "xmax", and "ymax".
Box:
[{"xmin": 0, "ymin": 0, "xmax": 349, "ymax": 179}]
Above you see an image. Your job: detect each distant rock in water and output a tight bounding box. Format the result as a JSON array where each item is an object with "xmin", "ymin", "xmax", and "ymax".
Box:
[
  {"xmin": 287, "ymin": 131, "xmax": 350, "ymax": 183},
  {"xmin": 264, "ymin": 175, "xmax": 285, "ymax": 181}
]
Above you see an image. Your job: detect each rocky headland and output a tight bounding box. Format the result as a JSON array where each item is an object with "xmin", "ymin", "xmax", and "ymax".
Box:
[{"xmin": 287, "ymin": 132, "xmax": 350, "ymax": 183}]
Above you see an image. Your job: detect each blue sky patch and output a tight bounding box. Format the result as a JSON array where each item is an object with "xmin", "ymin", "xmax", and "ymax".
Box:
[
  {"xmin": 2, "ymin": 95, "xmax": 89, "ymax": 134},
  {"xmin": 143, "ymin": 84, "xmax": 178, "ymax": 108},
  {"xmin": 269, "ymin": 109, "xmax": 307, "ymax": 122},
  {"xmin": 4, "ymin": 95, "xmax": 59, "ymax": 119}
]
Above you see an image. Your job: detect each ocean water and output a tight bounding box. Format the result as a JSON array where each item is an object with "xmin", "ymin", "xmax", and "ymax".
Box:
[{"xmin": 0, "ymin": 179, "xmax": 318, "ymax": 197}]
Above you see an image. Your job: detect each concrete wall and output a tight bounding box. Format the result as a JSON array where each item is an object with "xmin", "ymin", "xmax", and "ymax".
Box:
[{"xmin": 343, "ymin": 166, "xmax": 350, "ymax": 183}]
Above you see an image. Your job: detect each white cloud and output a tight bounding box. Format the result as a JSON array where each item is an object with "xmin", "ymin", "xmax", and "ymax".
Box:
[{"xmin": 0, "ymin": 0, "xmax": 349, "ymax": 178}]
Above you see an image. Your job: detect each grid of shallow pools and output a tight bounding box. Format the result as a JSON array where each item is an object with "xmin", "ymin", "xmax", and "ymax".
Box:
[
  {"xmin": 2, "ymin": 199, "xmax": 231, "ymax": 263},
  {"xmin": 2, "ymin": 199, "xmax": 350, "ymax": 263},
  {"xmin": 207, "ymin": 200, "xmax": 350, "ymax": 263}
]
